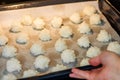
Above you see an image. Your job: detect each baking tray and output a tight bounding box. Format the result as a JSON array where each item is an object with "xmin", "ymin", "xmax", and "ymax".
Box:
[
  {"xmin": 99, "ymin": 0, "xmax": 120, "ymax": 36},
  {"xmin": 0, "ymin": 0, "xmax": 119, "ymax": 80}
]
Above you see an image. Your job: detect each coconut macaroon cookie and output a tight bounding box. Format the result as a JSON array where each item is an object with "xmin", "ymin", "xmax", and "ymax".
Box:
[
  {"xmin": 34, "ymin": 55, "xmax": 50, "ymax": 72},
  {"xmin": 80, "ymin": 58, "xmax": 90, "ymax": 66},
  {"xmin": 51, "ymin": 64, "xmax": 67, "ymax": 72},
  {"xmin": 21, "ymin": 15, "xmax": 33, "ymax": 26},
  {"xmin": 59, "ymin": 26, "xmax": 73, "ymax": 38},
  {"xmin": 1, "ymin": 74, "xmax": 17, "ymax": 80},
  {"xmin": 32, "ymin": 17, "xmax": 45, "ymax": 30},
  {"xmin": 16, "ymin": 33, "xmax": 29, "ymax": 44},
  {"xmin": 10, "ymin": 22, "xmax": 23, "ymax": 33},
  {"xmin": 61, "ymin": 49, "xmax": 76, "ymax": 67},
  {"xmin": 107, "ymin": 41, "xmax": 120, "ymax": 55},
  {"xmin": 69, "ymin": 12, "xmax": 82, "ymax": 24},
  {"xmin": 39, "ymin": 29, "xmax": 51, "ymax": 41},
  {"xmin": 78, "ymin": 21, "xmax": 92, "ymax": 34},
  {"xmin": 30, "ymin": 43, "xmax": 45, "ymax": 56},
  {"xmin": 55, "ymin": 38, "xmax": 68, "ymax": 53},
  {"xmin": 2, "ymin": 45, "xmax": 17, "ymax": 58},
  {"xmin": 0, "ymin": 35, "xmax": 8, "ymax": 46},
  {"xmin": 51, "ymin": 16, "xmax": 63, "ymax": 28},
  {"xmin": 90, "ymin": 14, "xmax": 102, "ymax": 25},
  {"xmin": 77, "ymin": 35, "xmax": 91, "ymax": 48},
  {"xmin": 86, "ymin": 46, "xmax": 101, "ymax": 58},
  {"xmin": 96, "ymin": 30, "xmax": 111, "ymax": 42},
  {"xmin": 83, "ymin": 5, "xmax": 97, "ymax": 16},
  {"xmin": 22, "ymin": 69, "xmax": 38, "ymax": 78},
  {"xmin": 6, "ymin": 58, "xmax": 22, "ymax": 73}
]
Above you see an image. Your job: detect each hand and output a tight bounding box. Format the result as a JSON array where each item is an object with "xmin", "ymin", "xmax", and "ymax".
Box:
[{"xmin": 69, "ymin": 51, "xmax": 120, "ymax": 80}]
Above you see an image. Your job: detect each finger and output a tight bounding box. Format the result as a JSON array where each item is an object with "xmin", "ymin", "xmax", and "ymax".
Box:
[
  {"xmin": 91, "ymin": 67, "xmax": 103, "ymax": 73},
  {"xmin": 71, "ymin": 68, "xmax": 90, "ymax": 79},
  {"xmin": 69, "ymin": 73, "xmax": 84, "ymax": 79},
  {"xmin": 89, "ymin": 56, "xmax": 101, "ymax": 66}
]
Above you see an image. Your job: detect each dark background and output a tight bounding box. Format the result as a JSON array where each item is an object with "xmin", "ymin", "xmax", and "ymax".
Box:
[
  {"xmin": 0, "ymin": 0, "xmax": 39, "ymax": 4},
  {"xmin": 0, "ymin": 0, "xmax": 119, "ymax": 10},
  {"xmin": 0, "ymin": 0, "xmax": 42, "ymax": 4},
  {"xmin": 0, "ymin": 0, "xmax": 120, "ymax": 11}
]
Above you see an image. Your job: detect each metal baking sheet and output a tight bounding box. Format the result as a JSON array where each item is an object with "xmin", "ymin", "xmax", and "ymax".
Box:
[{"xmin": 0, "ymin": 0, "xmax": 120, "ymax": 80}]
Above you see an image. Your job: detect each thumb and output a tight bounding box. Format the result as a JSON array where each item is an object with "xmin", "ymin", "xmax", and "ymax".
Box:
[
  {"xmin": 100, "ymin": 51, "xmax": 120, "ymax": 66},
  {"xmin": 89, "ymin": 51, "xmax": 120, "ymax": 66},
  {"xmin": 89, "ymin": 55, "xmax": 101, "ymax": 66}
]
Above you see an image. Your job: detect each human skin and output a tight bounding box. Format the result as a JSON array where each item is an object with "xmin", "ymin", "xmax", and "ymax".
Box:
[{"xmin": 69, "ymin": 51, "xmax": 120, "ymax": 80}]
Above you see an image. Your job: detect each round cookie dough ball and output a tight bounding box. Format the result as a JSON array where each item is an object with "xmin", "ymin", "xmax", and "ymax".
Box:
[
  {"xmin": 2, "ymin": 74, "xmax": 17, "ymax": 80},
  {"xmin": 59, "ymin": 26, "xmax": 73, "ymax": 38},
  {"xmin": 16, "ymin": 33, "xmax": 29, "ymax": 44},
  {"xmin": 10, "ymin": 22, "xmax": 22, "ymax": 33},
  {"xmin": 86, "ymin": 46, "xmax": 101, "ymax": 58},
  {"xmin": 21, "ymin": 15, "xmax": 33, "ymax": 26},
  {"xmin": 55, "ymin": 38, "xmax": 68, "ymax": 53},
  {"xmin": 61, "ymin": 49, "xmax": 76, "ymax": 64},
  {"xmin": 69, "ymin": 12, "xmax": 82, "ymax": 24},
  {"xmin": 22, "ymin": 69, "xmax": 38, "ymax": 78},
  {"xmin": 77, "ymin": 35, "xmax": 91, "ymax": 48},
  {"xmin": 96, "ymin": 30, "xmax": 111, "ymax": 42},
  {"xmin": 2, "ymin": 45, "xmax": 17, "ymax": 58},
  {"xmin": 51, "ymin": 16, "xmax": 63, "ymax": 28},
  {"xmin": 83, "ymin": 5, "xmax": 97, "ymax": 16},
  {"xmin": 80, "ymin": 58, "xmax": 90, "ymax": 66},
  {"xmin": 90, "ymin": 14, "xmax": 101, "ymax": 25},
  {"xmin": 0, "ymin": 35, "xmax": 8, "ymax": 46},
  {"xmin": 34, "ymin": 55, "xmax": 50, "ymax": 72},
  {"xmin": 107, "ymin": 41, "xmax": 120, "ymax": 55},
  {"xmin": 6, "ymin": 58, "xmax": 22, "ymax": 73},
  {"xmin": 30, "ymin": 43, "xmax": 45, "ymax": 56},
  {"xmin": 39, "ymin": 29, "xmax": 51, "ymax": 41},
  {"xmin": 32, "ymin": 17, "xmax": 45, "ymax": 30},
  {"xmin": 51, "ymin": 64, "xmax": 67, "ymax": 72},
  {"xmin": 78, "ymin": 21, "xmax": 92, "ymax": 34}
]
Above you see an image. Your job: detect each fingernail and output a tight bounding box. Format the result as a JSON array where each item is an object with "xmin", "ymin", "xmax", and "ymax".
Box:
[{"xmin": 72, "ymin": 68, "xmax": 77, "ymax": 72}]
